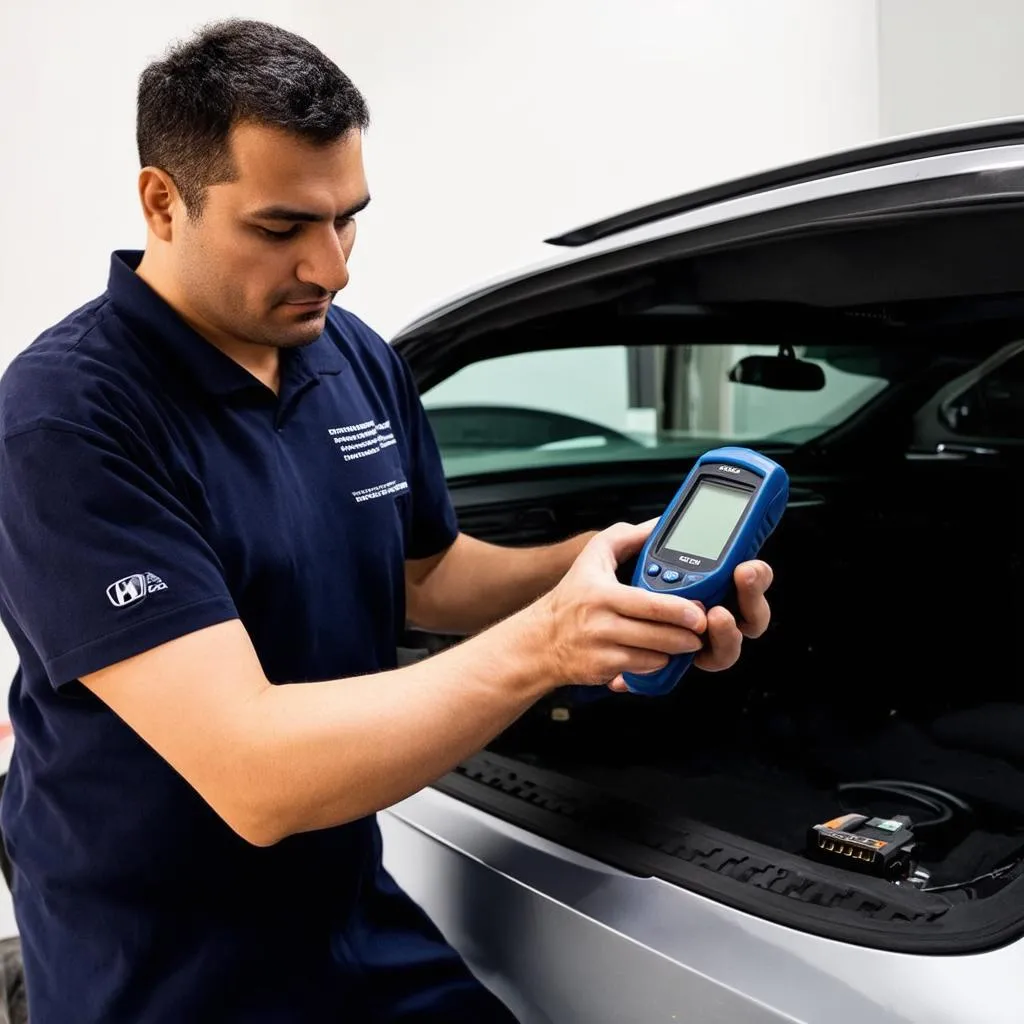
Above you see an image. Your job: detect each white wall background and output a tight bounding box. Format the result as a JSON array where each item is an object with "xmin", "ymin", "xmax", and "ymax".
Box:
[
  {"xmin": 0, "ymin": 0, "xmax": 884, "ymax": 939},
  {"xmin": 0, "ymin": 0, "xmax": 881, "ymax": 684},
  {"xmin": 879, "ymin": 0, "xmax": 1024, "ymax": 137}
]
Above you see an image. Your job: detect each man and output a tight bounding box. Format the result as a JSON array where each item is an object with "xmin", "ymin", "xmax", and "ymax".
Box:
[{"xmin": 0, "ymin": 19, "xmax": 775, "ymax": 1024}]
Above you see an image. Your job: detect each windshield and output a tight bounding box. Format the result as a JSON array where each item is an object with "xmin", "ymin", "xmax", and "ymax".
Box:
[{"xmin": 420, "ymin": 344, "xmax": 894, "ymax": 478}]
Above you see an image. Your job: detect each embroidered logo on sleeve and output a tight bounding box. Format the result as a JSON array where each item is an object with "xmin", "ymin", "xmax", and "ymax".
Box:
[{"xmin": 106, "ymin": 572, "xmax": 168, "ymax": 608}]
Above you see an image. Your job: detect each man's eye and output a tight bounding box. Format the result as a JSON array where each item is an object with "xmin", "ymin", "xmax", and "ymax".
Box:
[{"xmin": 258, "ymin": 226, "xmax": 299, "ymax": 241}]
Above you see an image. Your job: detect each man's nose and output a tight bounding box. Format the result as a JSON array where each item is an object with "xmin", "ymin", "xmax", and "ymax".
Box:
[{"xmin": 296, "ymin": 229, "xmax": 350, "ymax": 294}]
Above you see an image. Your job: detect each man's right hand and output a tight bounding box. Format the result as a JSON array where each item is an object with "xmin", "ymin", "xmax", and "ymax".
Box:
[{"xmin": 523, "ymin": 520, "xmax": 708, "ymax": 690}]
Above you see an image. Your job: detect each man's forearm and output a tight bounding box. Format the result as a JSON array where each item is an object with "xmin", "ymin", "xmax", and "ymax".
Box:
[
  {"xmin": 245, "ymin": 532, "xmax": 594, "ymax": 840},
  {"xmin": 240, "ymin": 608, "xmax": 553, "ymax": 844},
  {"xmin": 406, "ymin": 530, "xmax": 598, "ymax": 634}
]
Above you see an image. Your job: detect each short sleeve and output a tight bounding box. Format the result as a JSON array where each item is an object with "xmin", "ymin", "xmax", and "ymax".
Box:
[
  {"xmin": 0, "ymin": 424, "xmax": 239, "ymax": 689},
  {"xmin": 388, "ymin": 348, "xmax": 459, "ymax": 560}
]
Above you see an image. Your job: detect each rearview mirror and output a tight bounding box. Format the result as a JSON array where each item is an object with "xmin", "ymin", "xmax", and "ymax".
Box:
[{"xmin": 728, "ymin": 348, "xmax": 826, "ymax": 391}]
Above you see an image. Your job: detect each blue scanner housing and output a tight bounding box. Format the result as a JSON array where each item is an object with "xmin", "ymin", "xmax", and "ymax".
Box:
[{"xmin": 621, "ymin": 446, "xmax": 789, "ymax": 697}]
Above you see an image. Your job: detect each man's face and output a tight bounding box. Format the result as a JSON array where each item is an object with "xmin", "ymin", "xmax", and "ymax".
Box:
[{"xmin": 171, "ymin": 122, "xmax": 370, "ymax": 350}]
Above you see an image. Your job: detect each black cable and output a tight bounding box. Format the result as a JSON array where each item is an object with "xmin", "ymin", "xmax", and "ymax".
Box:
[
  {"xmin": 923, "ymin": 863, "xmax": 1018, "ymax": 893},
  {"xmin": 885, "ymin": 780, "xmax": 972, "ymax": 816},
  {"xmin": 837, "ymin": 779, "xmax": 972, "ymax": 830},
  {"xmin": 837, "ymin": 781, "xmax": 950, "ymax": 828}
]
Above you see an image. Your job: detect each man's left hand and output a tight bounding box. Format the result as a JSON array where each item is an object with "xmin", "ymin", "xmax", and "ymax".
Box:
[
  {"xmin": 693, "ymin": 559, "xmax": 773, "ymax": 673},
  {"xmin": 607, "ymin": 558, "xmax": 773, "ymax": 692}
]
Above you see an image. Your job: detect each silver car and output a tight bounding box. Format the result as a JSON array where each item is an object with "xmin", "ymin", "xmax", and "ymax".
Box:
[{"xmin": 381, "ymin": 119, "xmax": 1024, "ymax": 1023}]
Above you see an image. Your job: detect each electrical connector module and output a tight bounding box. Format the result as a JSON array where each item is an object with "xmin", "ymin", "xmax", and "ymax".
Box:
[{"xmin": 807, "ymin": 812, "xmax": 916, "ymax": 880}]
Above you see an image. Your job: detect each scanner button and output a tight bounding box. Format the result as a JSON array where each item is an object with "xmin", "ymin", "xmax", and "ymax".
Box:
[
  {"xmin": 661, "ymin": 570, "xmax": 681, "ymax": 583},
  {"xmin": 682, "ymin": 573, "xmax": 706, "ymax": 586},
  {"xmin": 646, "ymin": 563, "xmax": 661, "ymax": 577}
]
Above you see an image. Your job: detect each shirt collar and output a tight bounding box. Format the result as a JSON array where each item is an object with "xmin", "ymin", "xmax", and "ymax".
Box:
[{"xmin": 106, "ymin": 250, "xmax": 345, "ymax": 396}]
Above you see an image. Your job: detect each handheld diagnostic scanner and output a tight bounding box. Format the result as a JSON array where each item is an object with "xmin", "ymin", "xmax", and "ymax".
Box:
[{"xmin": 622, "ymin": 446, "xmax": 789, "ymax": 697}]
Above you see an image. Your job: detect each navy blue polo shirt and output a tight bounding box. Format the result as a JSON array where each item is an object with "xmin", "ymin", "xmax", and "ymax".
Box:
[{"xmin": 0, "ymin": 251, "xmax": 516, "ymax": 1023}]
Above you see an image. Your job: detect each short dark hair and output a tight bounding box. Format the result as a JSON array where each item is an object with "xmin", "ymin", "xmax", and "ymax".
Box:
[{"xmin": 137, "ymin": 19, "xmax": 370, "ymax": 216}]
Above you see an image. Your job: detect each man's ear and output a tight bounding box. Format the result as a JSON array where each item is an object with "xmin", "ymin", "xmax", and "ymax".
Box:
[{"xmin": 138, "ymin": 167, "xmax": 185, "ymax": 242}]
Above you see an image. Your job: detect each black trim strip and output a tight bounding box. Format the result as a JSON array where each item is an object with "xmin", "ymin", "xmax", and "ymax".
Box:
[
  {"xmin": 435, "ymin": 752, "xmax": 1024, "ymax": 954},
  {"xmin": 544, "ymin": 120, "xmax": 1024, "ymax": 247}
]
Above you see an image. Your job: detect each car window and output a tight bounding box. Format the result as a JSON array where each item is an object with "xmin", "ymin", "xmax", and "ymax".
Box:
[
  {"xmin": 420, "ymin": 344, "xmax": 890, "ymax": 478},
  {"xmin": 941, "ymin": 349, "xmax": 1024, "ymax": 440}
]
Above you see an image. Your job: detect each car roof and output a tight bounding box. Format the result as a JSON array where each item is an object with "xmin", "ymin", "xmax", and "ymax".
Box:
[{"xmin": 392, "ymin": 116, "xmax": 1024, "ymax": 343}]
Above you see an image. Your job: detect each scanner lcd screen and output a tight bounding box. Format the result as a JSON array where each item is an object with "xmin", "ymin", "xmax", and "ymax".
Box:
[{"xmin": 661, "ymin": 481, "xmax": 750, "ymax": 561}]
